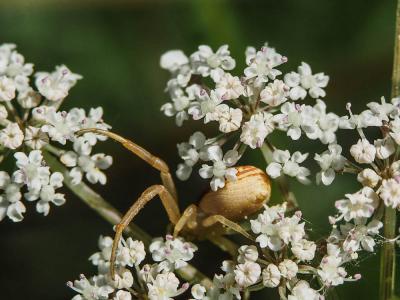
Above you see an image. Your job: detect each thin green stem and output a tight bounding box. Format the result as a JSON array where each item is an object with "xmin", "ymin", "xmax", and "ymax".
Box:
[
  {"xmin": 43, "ymin": 151, "xmax": 212, "ymax": 287},
  {"xmin": 379, "ymin": 1, "xmax": 400, "ymax": 298}
]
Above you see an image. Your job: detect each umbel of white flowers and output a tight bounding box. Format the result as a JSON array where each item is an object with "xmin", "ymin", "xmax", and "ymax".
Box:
[{"xmin": 0, "ymin": 43, "xmax": 113, "ymax": 222}]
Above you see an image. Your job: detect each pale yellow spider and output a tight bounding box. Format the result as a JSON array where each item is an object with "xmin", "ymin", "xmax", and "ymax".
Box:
[{"xmin": 78, "ymin": 128, "xmax": 271, "ymax": 278}]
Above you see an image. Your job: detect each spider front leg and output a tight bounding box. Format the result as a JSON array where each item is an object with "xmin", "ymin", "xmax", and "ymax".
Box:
[
  {"xmin": 76, "ymin": 128, "xmax": 178, "ymax": 200},
  {"xmin": 202, "ymin": 215, "xmax": 254, "ymax": 241},
  {"xmin": 110, "ymin": 185, "xmax": 181, "ymax": 278}
]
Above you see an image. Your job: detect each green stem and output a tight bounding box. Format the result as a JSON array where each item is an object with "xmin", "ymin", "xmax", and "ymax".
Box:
[
  {"xmin": 380, "ymin": 1, "xmax": 400, "ymax": 298},
  {"xmin": 43, "ymin": 151, "xmax": 212, "ymax": 287}
]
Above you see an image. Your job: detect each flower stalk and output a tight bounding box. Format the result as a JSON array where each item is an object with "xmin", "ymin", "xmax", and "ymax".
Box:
[{"xmin": 379, "ymin": 1, "xmax": 400, "ymax": 298}]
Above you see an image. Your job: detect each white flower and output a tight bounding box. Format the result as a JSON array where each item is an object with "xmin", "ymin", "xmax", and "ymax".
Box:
[
  {"xmin": 0, "ymin": 75, "xmax": 16, "ymax": 101},
  {"xmin": 89, "ymin": 235, "xmax": 113, "ymax": 265},
  {"xmin": 285, "ymin": 62, "xmax": 329, "ymax": 99},
  {"xmin": 35, "ymin": 65, "xmax": 82, "ymax": 101},
  {"xmin": 147, "ymin": 272, "xmax": 188, "ymax": 300},
  {"xmin": 335, "ymin": 187, "xmax": 379, "ymax": 221},
  {"xmin": 188, "ymin": 89, "xmax": 223, "ymax": 123},
  {"xmin": 199, "ymin": 146, "xmax": 239, "ymax": 191},
  {"xmin": 273, "ymin": 102, "xmax": 304, "ymax": 140},
  {"xmin": 379, "ymin": 178, "xmax": 400, "ymax": 209},
  {"xmin": 191, "ymin": 45, "xmax": 235, "ymax": 77},
  {"xmin": 350, "ymin": 139, "xmax": 376, "ymax": 164},
  {"xmin": 160, "ymin": 50, "xmax": 189, "ymax": 73},
  {"xmin": 262, "ymin": 264, "xmax": 281, "ymax": 288},
  {"xmin": 374, "ymin": 137, "xmax": 395, "ymax": 159},
  {"xmin": 117, "ymin": 238, "xmax": 146, "ymax": 267},
  {"xmin": 0, "ymin": 171, "xmax": 24, "ymax": 222},
  {"xmin": 114, "ymin": 290, "xmax": 132, "ymax": 300},
  {"xmin": 176, "ymin": 131, "xmax": 207, "ymax": 180},
  {"xmin": 240, "ymin": 112, "xmax": 274, "ymax": 149},
  {"xmin": 250, "ymin": 203, "xmax": 287, "ymax": 251},
  {"xmin": 341, "ymin": 219, "xmax": 382, "ymax": 253},
  {"xmin": 112, "ymin": 269, "xmax": 134, "ymax": 289},
  {"xmin": 17, "ymin": 88, "xmax": 41, "ymax": 108},
  {"xmin": 237, "ymin": 245, "xmax": 258, "ymax": 263},
  {"xmin": 24, "ymin": 172, "xmax": 65, "ymax": 216},
  {"xmin": 234, "ymin": 261, "xmax": 261, "ymax": 287},
  {"xmin": 288, "ymin": 280, "xmax": 320, "ymax": 300},
  {"xmin": 215, "ymin": 73, "xmax": 244, "ymax": 100},
  {"xmin": 315, "ymin": 144, "xmax": 346, "ymax": 185},
  {"xmin": 266, "ymin": 150, "xmax": 310, "ymax": 184},
  {"xmin": 61, "ymin": 140, "xmax": 113, "ymax": 185},
  {"xmin": 292, "ymin": 239, "xmax": 316, "ymax": 261},
  {"xmin": 24, "ymin": 126, "xmax": 48, "ymax": 149},
  {"xmin": 357, "ymin": 168, "xmax": 381, "ymax": 188},
  {"xmin": 278, "ymin": 259, "xmax": 298, "ymax": 280},
  {"xmin": 260, "ymin": 79, "xmax": 289, "ymax": 106},
  {"xmin": 244, "ymin": 46, "xmax": 286, "ymax": 84},
  {"xmin": 13, "ymin": 150, "xmax": 50, "ymax": 192},
  {"xmin": 149, "ymin": 235, "xmax": 197, "ymax": 271},
  {"xmin": 190, "ymin": 284, "xmax": 206, "ymax": 300},
  {"xmin": 216, "ymin": 104, "xmax": 242, "ymax": 133},
  {"xmin": 0, "ymin": 122, "xmax": 24, "ymax": 149},
  {"xmin": 68, "ymin": 274, "xmax": 114, "ymax": 300},
  {"xmin": 41, "ymin": 110, "xmax": 81, "ymax": 144},
  {"xmin": 161, "ymin": 85, "xmax": 199, "ymax": 126},
  {"xmin": 318, "ymin": 247, "xmax": 347, "ymax": 286}
]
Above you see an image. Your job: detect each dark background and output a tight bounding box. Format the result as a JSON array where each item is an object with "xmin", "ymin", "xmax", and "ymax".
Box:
[{"xmin": 0, "ymin": 0, "xmax": 398, "ymax": 299}]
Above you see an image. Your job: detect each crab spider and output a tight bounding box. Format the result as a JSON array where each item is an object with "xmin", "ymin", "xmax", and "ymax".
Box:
[{"xmin": 77, "ymin": 129, "xmax": 271, "ymax": 278}]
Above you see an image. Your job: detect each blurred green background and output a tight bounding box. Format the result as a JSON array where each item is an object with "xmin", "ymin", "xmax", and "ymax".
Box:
[{"xmin": 0, "ymin": 0, "xmax": 398, "ymax": 299}]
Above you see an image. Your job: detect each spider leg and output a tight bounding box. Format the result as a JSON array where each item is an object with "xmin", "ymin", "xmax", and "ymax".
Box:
[
  {"xmin": 76, "ymin": 128, "xmax": 177, "ymax": 200},
  {"xmin": 202, "ymin": 215, "xmax": 253, "ymax": 241},
  {"xmin": 173, "ymin": 204, "xmax": 198, "ymax": 238},
  {"xmin": 110, "ymin": 185, "xmax": 180, "ymax": 278}
]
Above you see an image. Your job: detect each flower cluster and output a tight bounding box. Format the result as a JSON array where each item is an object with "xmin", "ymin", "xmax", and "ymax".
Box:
[
  {"xmin": 0, "ymin": 43, "xmax": 112, "ymax": 222},
  {"xmin": 68, "ymin": 235, "xmax": 197, "ymax": 300},
  {"xmin": 191, "ymin": 203, "xmax": 363, "ymax": 299},
  {"xmin": 160, "ymin": 43, "xmax": 337, "ymax": 190}
]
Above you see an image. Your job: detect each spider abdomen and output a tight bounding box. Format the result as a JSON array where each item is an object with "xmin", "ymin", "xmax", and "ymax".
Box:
[{"xmin": 199, "ymin": 166, "xmax": 271, "ymax": 220}]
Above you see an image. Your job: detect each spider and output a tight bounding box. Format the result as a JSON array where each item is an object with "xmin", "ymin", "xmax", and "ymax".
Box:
[{"xmin": 77, "ymin": 128, "xmax": 271, "ymax": 278}]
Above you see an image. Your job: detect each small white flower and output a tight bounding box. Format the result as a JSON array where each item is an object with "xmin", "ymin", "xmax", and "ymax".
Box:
[
  {"xmin": 0, "ymin": 171, "xmax": 24, "ymax": 222},
  {"xmin": 341, "ymin": 219, "xmax": 382, "ymax": 253},
  {"xmin": 379, "ymin": 178, "xmax": 400, "ymax": 209},
  {"xmin": 41, "ymin": 110, "xmax": 81, "ymax": 144},
  {"xmin": 292, "ymin": 239, "xmax": 316, "ymax": 261},
  {"xmin": 318, "ymin": 248, "xmax": 347, "ymax": 286},
  {"xmin": 176, "ymin": 131, "xmax": 207, "ymax": 180},
  {"xmin": 357, "ymin": 168, "xmax": 381, "ymax": 188},
  {"xmin": 215, "ymin": 73, "xmax": 244, "ymax": 100},
  {"xmin": 288, "ymin": 280, "xmax": 320, "ymax": 300},
  {"xmin": 273, "ymin": 102, "xmax": 304, "ymax": 140},
  {"xmin": 315, "ymin": 143, "xmax": 346, "ymax": 185},
  {"xmin": 13, "ymin": 150, "xmax": 50, "ymax": 192},
  {"xmin": 240, "ymin": 112, "xmax": 274, "ymax": 149},
  {"xmin": 237, "ymin": 245, "xmax": 259, "ymax": 263},
  {"xmin": 191, "ymin": 45, "xmax": 235, "ymax": 77},
  {"xmin": 260, "ymin": 79, "xmax": 289, "ymax": 106},
  {"xmin": 285, "ymin": 62, "xmax": 329, "ymax": 99},
  {"xmin": 266, "ymin": 150, "xmax": 310, "ymax": 184},
  {"xmin": 112, "ymin": 269, "xmax": 134, "ymax": 289},
  {"xmin": 216, "ymin": 104, "xmax": 242, "ymax": 133},
  {"xmin": 190, "ymin": 284, "xmax": 206, "ymax": 300},
  {"xmin": 114, "ymin": 290, "xmax": 132, "ymax": 300},
  {"xmin": 24, "ymin": 126, "xmax": 48, "ymax": 149},
  {"xmin": 350, "ymin": 139, "xmax": 376, "ymax": 164},
  {"xmin": 160, "ymin": 50, "xmax": 189, "ymax": 73},
  {"xmin": 262, "ymin": 264, "xmax": 281, "ymax": 288},
  {"xmin": 0, "ymin": 75, "xmax": 16, "ymax": 101},
  {"xmin": 335, "ymin": 187, "xmax": 379, "ymax": 221},
  {"xmin": 374, "ymin": 137, "xmax": 395, "ymax": 159},
  {"xmin": 17, "ymin": 88, "xmax": 41, "ymax": 108},
  {"xmin": 199, "ymin": 146, "xmax": 239, "ymax": 191},
  {"xmin": 234, "ymin": 261, "xmax": 261, "ymax": 287},
  {"xmin": 278, "ymin": 259, "xmax": 298, "ymax": 280},
  {"xmin": 35, "ymin": 65, "xmax": 82, "ymax": 101},
  {"xmin": 0, "ymin": 122, "xmax": 24, "ymax": 149},
  {"xmin": 149, "ymin": 235, "xmax": 197, "ymax": 272},
  {"xmin": 147, "ymin": 272, "xmax": 188, "ymax": 300},
  {"xmin": 117, "ymin": 238, "xmax": 146, "ymax": 267},
  {"xmin": 68, "ymin": 274, "xmax": 114, "ymax": 300}
]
